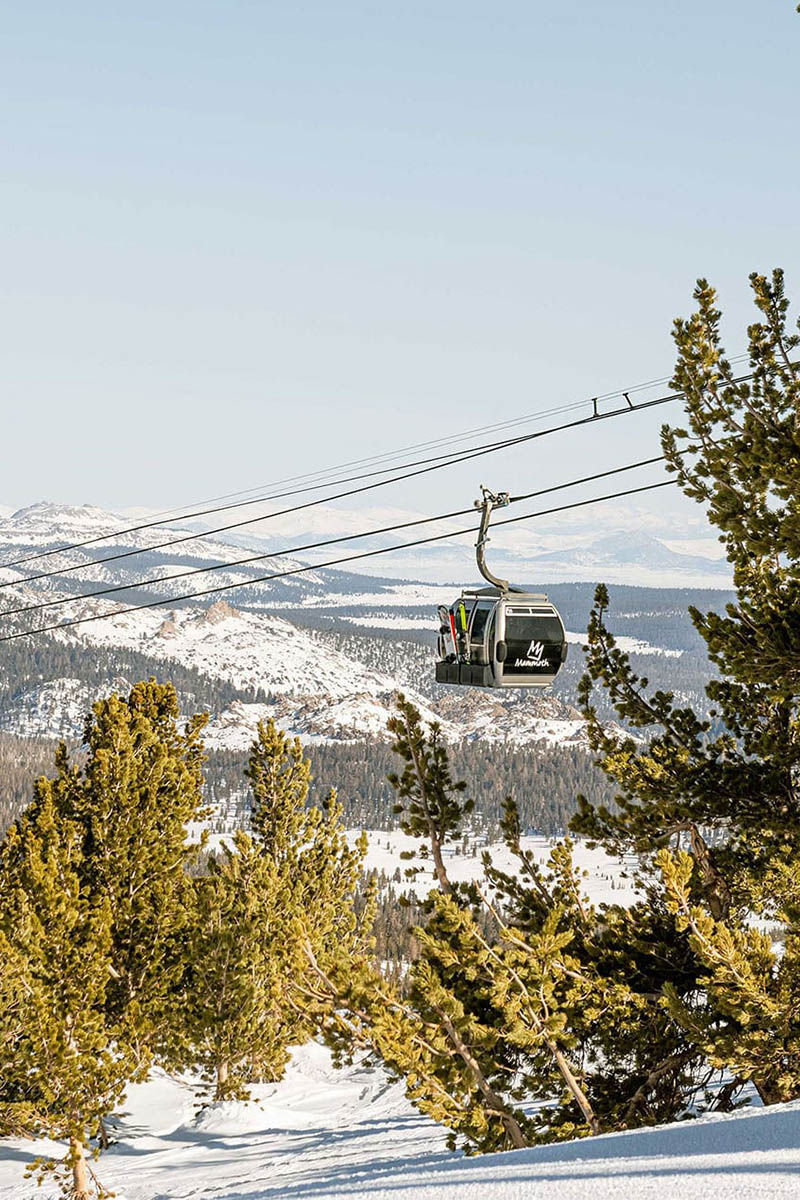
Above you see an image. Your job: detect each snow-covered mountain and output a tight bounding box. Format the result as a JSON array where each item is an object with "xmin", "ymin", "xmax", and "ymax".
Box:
[
  {"xmin": 0, "ymin": 501, "xmax": 570, "ymax": 749},
  {"xmin": 165, "ymin": 495, "xmax": 731, "ymax": 587},
  {"xmin": 529, "ymin": 529, "xmax": 729, "ymax": 574},
  {"xmin": 0, "ymin": 501, "xmax": 709, "ymax": 750},
  {"xmin": 0, "ymin": 595, "xmax": 590, "ymax": 749},
  {"xmin": 0, "ymin": 501, "xmax": 312, "ymax": 582}
]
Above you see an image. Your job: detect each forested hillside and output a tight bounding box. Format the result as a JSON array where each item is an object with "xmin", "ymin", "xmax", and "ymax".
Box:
[{"xmin": 204, "ymin": 738, "xmax": 617, "ymax": 835}]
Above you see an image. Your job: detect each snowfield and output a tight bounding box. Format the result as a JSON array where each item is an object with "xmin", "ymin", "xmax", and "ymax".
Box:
[
  {"xmin": 565, "ymin": 630, "xmax": 684, "ymax": 659},
  {"xmin": 199, "ymin": 831, "xmax": 641, "ymax": 909},
  {"xmin": 1, "ymin": 1043, "xmax": 796, "ymax": 1200},
  {"xmin": 351, "ymin": 830, "xmax": 641, "ymax": 908}
]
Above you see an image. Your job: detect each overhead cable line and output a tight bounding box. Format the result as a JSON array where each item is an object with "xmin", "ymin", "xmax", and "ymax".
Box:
[
  {"xmin": 0, "ymin": 353, "xmax": 752, "ymax": 573},
  {"xmin": 0, "ymin": 367, "xmax": 760, "ymax": 595},
  {"xmin": 0, "ymin": 397, "xmax": 590, "ymax": 573},
  {"xmin": 0, "ymin": 456, "xmax": 667, "ymax": 619},
  {"xmin": 0, "ymin": 477, "xmax": 678, "ymax": 645}
]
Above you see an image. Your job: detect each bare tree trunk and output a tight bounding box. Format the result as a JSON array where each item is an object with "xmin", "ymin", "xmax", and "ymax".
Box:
[
  {"xmin": 70, "ymin": 1137, "xmax": 90, "ymax": 1200},
  {"xmin": 547, "ymin": 1041, "xmax": 600, "ymax": 1135},
  {"xmin": 439, "ymin": 1013, "xmax": 527, "ymax": 1150},
  {"xmin": 429, "ymin": 834, "xmax": 451, "ymax": 896},
  {"xmin": 216, "ymin": 1059, "xmax": 229, "ymax": 1100},
  {"xmin": 621, "ymin": 1049, "xmax": 697, "ymax": 1126},
  {"xmin": 754, "ymin": 1076, "xmax": 791, "ymax": 1106},
  {"xmin": 689, "ymin": 825, "xmax": 731, "ymax": 921},
  {"xmin": 714, "ymin": 1075, "xmax": 744, "ymax": 1112}
]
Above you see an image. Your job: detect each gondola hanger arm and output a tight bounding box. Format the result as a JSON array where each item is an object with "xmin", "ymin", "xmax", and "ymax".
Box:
[{"xmin": 474, "ymin": 485, "xmax": 512, "ymax": 591}]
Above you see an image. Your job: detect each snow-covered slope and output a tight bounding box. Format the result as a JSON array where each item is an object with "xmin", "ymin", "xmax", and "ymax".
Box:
[
  {"xmin": 0, "ymin": 678, "xmax": 97, "ymax": 739},
  {"xmin": 0, "ymin": 1043, "xmax": 795, "ymax": 1200},
  {"xmin": 0, "ymin": 503, "xmax": 318, "ymax": 605},
  {"xmin": 73, "ymin": 600, "xmax": 402, "ymax": 699},
  {"xmin": 0, "ymin": 501, "xmax": 681, "ymax": 749},
  {"xmin": 1, "ymin": 592, "xmax": 590, "ymax": 748}
]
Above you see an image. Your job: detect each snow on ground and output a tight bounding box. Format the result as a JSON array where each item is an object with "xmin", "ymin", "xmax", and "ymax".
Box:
[
  {"xmin": 566, "ymin": 630, "xmax": 683, "ymax": 658},
  {"xmin": 294, "ymin": 583, "xmax": 460, "ymax": 610},
  {"xmin": 354, "ymin": 830, "xmax": 641, "ymax": 908},
  {"xmin": 203, "ymin": 694, "xmax": 591, "ymax": 752},
  {"xmin": 204, "ymin": 693, "xmax": 458, "ymax": 750},
  {"xmin": 1, "ymin": 1042, "xmax": 797, "ymax": 1200},
  {"xmin": 339, "ymin": 614, "xmax": 433, "ymax": 630},
  {"xmin": 66, "ymin": 602, "xmax": 407, "ymax": 702},
  {"xmin": 0, "ymin": 677, "xmax": 94, "ymax": 738},
  {"xmin": 201, "ymin": 830, "xmax": 640, "ymax": 910}
]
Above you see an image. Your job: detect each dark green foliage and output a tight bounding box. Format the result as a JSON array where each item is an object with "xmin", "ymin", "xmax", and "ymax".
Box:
[
  {"xmin": 0, "ymin": 637, "xmax": 263, "ymax": 729},
  {"xmin": 1, "ymin": 728, "xmax": 620, "ymax": 845},
  {"xmin": 205, "ymin": 737, "xmax": 619, "ymax": 837},
  {"xmin": 179, "ymin": 720, "xmax": 367, "ymax": 1100},
  {"xmin": 574, "ymin": 269, "xmax": 800, "ymax": 1110},
  {"xmin": 0, "ymin": 734, "xmax": 58, "ymax": 838},
  {"xmin": 387, "ymin": 694, "xmax": 473, "ymax": 893}
]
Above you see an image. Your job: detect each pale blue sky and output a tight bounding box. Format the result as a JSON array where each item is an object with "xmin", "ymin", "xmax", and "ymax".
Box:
[{"xmin": 2, "ymin": 2, "xmax": 798, "ymax": 519}]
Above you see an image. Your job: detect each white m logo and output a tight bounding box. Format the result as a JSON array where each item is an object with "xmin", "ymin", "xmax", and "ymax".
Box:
[{"xmin": 527, "ymin": 640, "xmax": 545, "ymax": 659}]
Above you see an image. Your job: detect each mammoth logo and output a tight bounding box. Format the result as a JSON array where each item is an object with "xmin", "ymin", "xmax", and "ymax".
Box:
[{"xmin": 513, "ymin": 638, "xmax": 549, "ymax": 670}]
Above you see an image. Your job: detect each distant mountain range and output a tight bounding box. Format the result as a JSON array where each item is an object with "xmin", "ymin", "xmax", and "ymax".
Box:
[
  {"xmin": 526, "ymin": 529, "xmax": 729, "ymax": 574},
  {"xmin": 0, "ymin": 501, "xmax": 724, "ymax": 754},
  {"xmin": 0, "ymin": 502, "xmax": 588, "ymax": 749}
]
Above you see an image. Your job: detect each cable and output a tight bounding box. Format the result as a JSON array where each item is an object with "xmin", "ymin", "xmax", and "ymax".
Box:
[
  {"xmin": 0, "ymin": 477, "xmax": 678, "ymax": 644},
  {"xmin": 0, "ymin": 352, "xmax": 753, "ymax": 573},
  {"xmin": 0, "ymin": 456, "xmax": 667, "ymax": 619},
  {"xmin": 0, "ymin": 398, "xmax": 605, "ymax": 570},
  {"xmin": 2, "ymin": 365, "xmax": 759, "ymax": 595}
]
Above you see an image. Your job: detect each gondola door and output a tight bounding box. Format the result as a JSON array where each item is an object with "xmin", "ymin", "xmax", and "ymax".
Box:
[{"xmin": 495, "ymin": 602, "xmax": 565, "ymax": 687}]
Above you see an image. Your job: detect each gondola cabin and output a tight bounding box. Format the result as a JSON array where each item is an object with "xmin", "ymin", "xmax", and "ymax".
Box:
[
  {"xmin": 436, "ymin": 588, "xmax": 568, "ymax": 689},
  {"xmin": 434, "ymin": 485, "xmax": 568, "ymax": 689}
]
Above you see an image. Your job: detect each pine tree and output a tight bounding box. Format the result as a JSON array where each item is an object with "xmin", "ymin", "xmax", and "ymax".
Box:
[
  {"xmin": 180, "ymin": 831, "xmax": 293, "ymax": 1099},
  {"xmin": 0, "ymin": 680, "xmax": 210, "ymax": 1193},
  {"xmin": 0, "ymin": 792, "xmax": 135, "ymax": 1199},
  {"xmin": 0, "ymin": 936, "xmax": 30, "ymax": 1136},
  {"xmin": 343, "ymin": 697, "xmax": 713, "ymax": 1147},
  {"xmin": 384, "ymin": 698, "xmax": 532, "ymax": 1150},
  {"xmin": 387, "ymin": 696, "xmax": 473, "ymax": 894},
  {"xmin": 483, "ymin": 801, "xmax": 638, "ymax": 1137},
  {"xmin": 573, "ymin": 269, "xmax": 800, "ymax": 1109},
  {"xmin": 73, "ymin": 681, "xmax": 208, "ymax": 1067},
  {"xmin": 181, "ymin": 720, "xmax": 367, "ymax": 1099},
  {"xmin": 344, "ymin": 698, "xmax": 606, "ymax": 1152}
]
